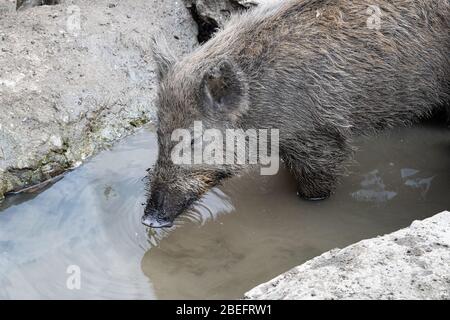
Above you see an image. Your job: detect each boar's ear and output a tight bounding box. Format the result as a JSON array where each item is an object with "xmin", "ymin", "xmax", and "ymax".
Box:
[
  {"xmin": 150, "ymin": 35, "xmax": 177, "ymax": 80},
  {"xmin": 201, "ymin": 60, "xmax": 249, "ymax": 117}
]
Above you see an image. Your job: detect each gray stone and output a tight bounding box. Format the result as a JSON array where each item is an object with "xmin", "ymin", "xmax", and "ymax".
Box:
[
  {"xmin": 244, "ymin": 211, "xmax": 450, "ymax": 300},
  {"xmin": 0, "ymin": 0, "xmax": 198, "ymax": 200},
  {"xmin": 0, "ymin": 0, "xmax": 15, "ymax": 14}
]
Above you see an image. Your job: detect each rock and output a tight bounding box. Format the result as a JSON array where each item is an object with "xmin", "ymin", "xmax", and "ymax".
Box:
[
  {"xmin": 0, "ymin": 0, "xmax": 15, "ymax": 14},
  {"xmin": 0, "ymin": 0, "xmax": 198, "ymax": 201},
  {"xmin": 244, "ymin": 211, "xmax": 450, "ymax": 300}
]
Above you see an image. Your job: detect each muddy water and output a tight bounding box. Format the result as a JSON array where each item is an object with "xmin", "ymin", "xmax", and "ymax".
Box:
[{"xmin": 0, "ymin": 124, "xmax": 449, "ymax": 299}]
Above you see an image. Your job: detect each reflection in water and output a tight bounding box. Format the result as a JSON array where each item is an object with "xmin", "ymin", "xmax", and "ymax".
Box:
[
  {"xmin": 0, "ymin": 124, "xmax": 449, "ymax": 299},
  {"xmin": 351, "ymin": 169, "xmax": 397, "ymax": 202},
  {"xmin": 0, "ymin": 130, "xmax": 158, "ymax": 299}
]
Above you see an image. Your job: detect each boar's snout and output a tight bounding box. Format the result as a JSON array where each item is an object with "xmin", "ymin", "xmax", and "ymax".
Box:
[
  {"xmin": 141, "ymin": 210, "xmax": 173, "ymax": 228},
  {"xmin": 142, "ymin": 189, "xmax": 174, "ymax": 228},
  {"xmin": 141, "ymin": 184, "xmax": 198, "ymax": 228}
]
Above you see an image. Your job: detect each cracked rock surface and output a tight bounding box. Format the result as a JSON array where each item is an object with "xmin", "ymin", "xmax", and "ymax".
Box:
[
  {"xmin": 0, "ymin": 0, "xmax": 198, "ymax": 200},
  {"xmin": 244, "ymin": 211, "xmax": 450, "ymax": 300}
]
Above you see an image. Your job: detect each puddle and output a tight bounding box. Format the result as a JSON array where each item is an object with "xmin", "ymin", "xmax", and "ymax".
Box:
[{"xmin": 0, "ymin": 124, "xmax": 449, "ymax": 299}]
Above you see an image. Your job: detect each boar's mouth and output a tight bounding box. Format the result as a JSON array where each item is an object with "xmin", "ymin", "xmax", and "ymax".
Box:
[
  {"xmin": 141, "ymin": 170, "xmax": 232, "ymax": 229},
  {"xmin": 141, "ymin": 195, "xmax": 198, "ymax": 229},
  {"xmin": 141, "ymin": 211, "xmax": 174, "ymax": 228}
]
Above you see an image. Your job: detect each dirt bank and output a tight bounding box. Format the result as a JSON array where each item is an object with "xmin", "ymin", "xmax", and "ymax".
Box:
[{"xmin": 0, "ymin": 0, "xmax": 198, "ymax": 200}]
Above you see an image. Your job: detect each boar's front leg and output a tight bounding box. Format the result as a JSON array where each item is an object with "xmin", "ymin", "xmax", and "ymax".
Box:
[
  {"xmin": 281, "ymin": 126, "xmax": 353, "ymax": 200},
  {"xmin": 282, "ymin": 151, "xmax": 339, "ymax": 200}
]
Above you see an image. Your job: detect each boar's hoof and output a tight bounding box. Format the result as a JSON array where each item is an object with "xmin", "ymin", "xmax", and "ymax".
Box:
[
  {"xmin": 303, "ymin": 195, "xmax": 329, "ymax": 201},
  {"xmin": 297, "ymin": 188, "xmax": 331, "ymax": 201}
]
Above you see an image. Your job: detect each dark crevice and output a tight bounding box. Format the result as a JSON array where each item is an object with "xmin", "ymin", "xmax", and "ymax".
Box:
[
  {"xmin": 16, "ymin": 0, "xmax": 60, "ymax": 11},
  {"xmin": 186, "ymin": 1, "xmax": 253, "ymax": 43},
  {"xmin": 187, "ymin": 3, "xmax": 220, "ymax": 44}
]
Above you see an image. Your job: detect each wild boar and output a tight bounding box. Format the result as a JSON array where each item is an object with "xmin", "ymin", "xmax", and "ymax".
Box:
[{"xmin": 142, "ymin": 0, "xmax": 449, "ymax": 227}]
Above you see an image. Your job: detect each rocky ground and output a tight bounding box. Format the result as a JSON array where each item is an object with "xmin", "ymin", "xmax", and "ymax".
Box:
[
  {"xmin": 244, "ymin": 211, "xmax": 450, "ymax": 300},
  {"xmin": 0, "ymin": 0, "xmax": 198, "ymax": 200}
]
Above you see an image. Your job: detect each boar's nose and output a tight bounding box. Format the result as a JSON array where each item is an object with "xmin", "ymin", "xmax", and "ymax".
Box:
[
  {"xmin": 141, "ymin": 213, "xmax": 173, "ymax": 228},
  {"xmin": 141, "ymin": 189, "xmax": 173, "ymax": 228}
]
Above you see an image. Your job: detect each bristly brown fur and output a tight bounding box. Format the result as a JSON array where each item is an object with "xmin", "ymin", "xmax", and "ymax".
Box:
[{"xmin": 144, "ymin": 0, "xmax": 449, "ymax": 224}]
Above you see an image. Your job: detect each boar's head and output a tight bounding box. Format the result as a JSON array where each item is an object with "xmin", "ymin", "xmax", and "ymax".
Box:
[{"xmin": 141, "ymin": 37, "xmax": 249, "ymax": 228}]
